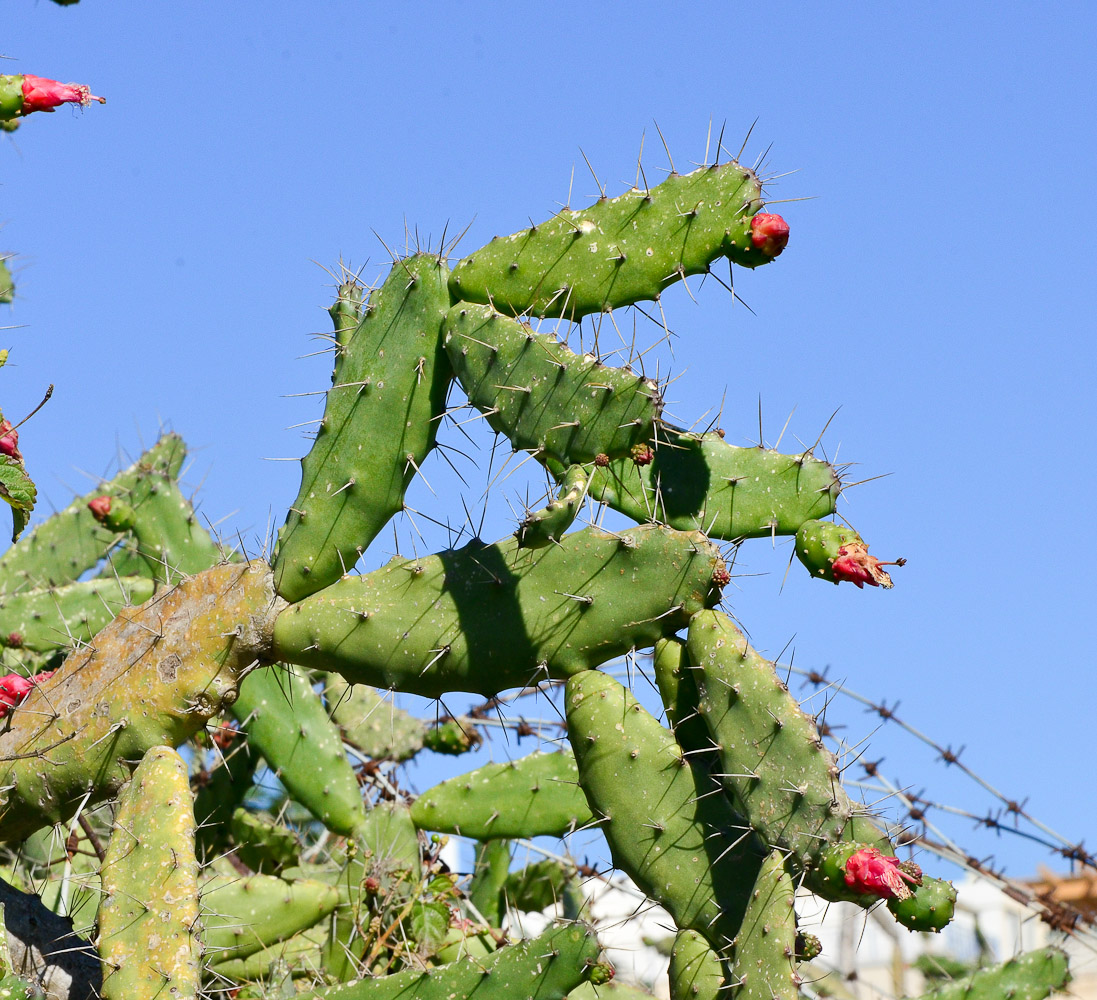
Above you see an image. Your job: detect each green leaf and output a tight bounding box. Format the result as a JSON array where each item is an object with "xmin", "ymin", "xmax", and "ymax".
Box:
[
  {"xmin": 409, "ymin": 900, "xmax": 450, "ymax": 954},
  {"xmin": 0, "ymin": 455, "xmax": 36, "ymax": 542}
]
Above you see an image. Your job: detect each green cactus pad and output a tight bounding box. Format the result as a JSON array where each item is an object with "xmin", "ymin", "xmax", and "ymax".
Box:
[
  {"xmin": 729, "ymin": 850, "xmax": 800, "ymax": 999},
  {"xmin": 569, "ymin": 983, "xmax": 657, "ymax": 1000},
  {"xmin": 669, "ymin": 929, "xmax": 728, "ymax": 1000},
  {"xmin": 503, "ymin": 858, "xmax": 577, "ymax": 915},
  {"xmin": 303, "ymin": 922, "xmax": 601, "ymax": 999},
  {"xmin": 233, "ymin": 663, "xmax": 366, "ymax": 835},
  {"xmin": 886, "ymin": 876, "xmax": 957, "ymax": 933},
  {"xmin": 0, "ymin": 434, "xmax": 186, "ymax": 592},
  {"xmin": 794, "ymin": 519, "xmax": 898, "ymax": 589},
  {"xmin": 324, "ymin": 675, "xmax": 428, "ymax": 760},
  {"xmin": 274, "ymin": 254, "xmax": 453, "ymax": 603},
  {"xmin": 411, "ymin": 751, "xmax": 592, "ymax": 839},
  {"xmin": 518, "ymin": 465, "xmax": 591, "ymax": 549},
  {"xmin": 202, "ymin": 872, "xmax": 340, "ymax": 964},
  {"xmin": 0, "ymin": 255, "xmax": 13, "ymax": 304},
  {"xmin": 0, "ymin": 576, "xmax": 154, "ymax": 652},
  {"xmin": 566, "ymin": 670, "xmax": 766, "ymax": 956},
  {"xmin": 231, "ymin": 809, "xmax": 301, "ymax": 874},
  {"xmin": 449, "ymin": 160, "xmax": 770, "ymax": 319},
  {"xmin": 0, "ymin": 561, "xmax": 279, "ymax": 843},
  {"xmin": 469, "ymin": 838, "xmax": 512, "ymax": 927},
  {"xmin": 272, "ymin": 524, "xmax": 724, "ymax": 698},
  {"xmin": 910, "ymin": 947, "xmax": 1068, "ymax": 1000},
  {"xmin": 91, "ymin": 476, "xmax": 224, "ymax": 586},
  {"xmin": 444, "ymin": 304, "xmax": 660, "ymax": 465},
  {"xmin": 559, "ymin": 427, "xmax": 838, "ymax": 541},
  {"xmin": 97, "ymin": 746, "xmax": 201, "ymax": 1000},
  {"xmin": 687, "ymin": 610, "xmax": 891, "ymax": 868}
]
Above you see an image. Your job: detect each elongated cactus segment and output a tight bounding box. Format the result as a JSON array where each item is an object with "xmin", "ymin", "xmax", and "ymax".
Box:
[
  {"xmin": 202, "ymin": 872, "xmax": 340, "ymax": 964},
  {"xmin": 410, "ymin": 751, "xmax": 592, "ymax": 839},
  {"xmin": 303, "ymin": 922, "xmax": 601, "ymax": 1000},
  {"xmin": 794, "ymin": 519, "xmax": 899, "ymax": 589},
  {"xmin": 444, "ymin": 304, "xmax": 660, "ymax": 465},
  {"xmin": 518, "ymin": 465, "xmax": 590, "ymax": 548},
  {"xmin": 232, "ymin": 663, "xmax": 365, "ymax": 835},
  {"xmin": 97, "ymin": 746, "xmax": 201, "ymax": 1000},
  {"xmin": 0, "ymin": 561, "xmax": 278, "ymax": 843},
  {"xmin": 449, "ymin": 160, "xmax": 774, "ymax": 319},
  {"xmin": 729, "ymin": 850, "xmax": 799, "ymax": 999},
  {"xmin": 272, "ymin": 524, "xmax": 725, "ymax": 698},
  {"xmin": 686, "ymin": 610, "xmax": 891, "ymax": 867},
  {"xmin": 0, "ymin": 576, "xmax": 154, "ymax": 653},
  {"xmin": 565, "ymin": 669, "xmax": 765, "ymax": 955},
  {"xmin": 274, "ymin": 254, "xmax": 453, "ymax": 603},
  {"xmin": 563, "ymin": 428, "xmax": 838, "ymax": 541},
  {"xmin": 0, "ymin": 434, "xmax": 186, "ymax": 592},
  {"xmin": 669, "ymin": 929, "xmax": 728, "ymax": 1000},
  {"xmin": 911, "ymin": 947, "xmax": 1068, "ymax": 1000},
  {"xmin": 652, "ymin": 636, "xmax": 718, "ymax": 768}
]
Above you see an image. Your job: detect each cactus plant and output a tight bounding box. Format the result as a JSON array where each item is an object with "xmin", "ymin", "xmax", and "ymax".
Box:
[{"xmin": 1, "ymin": 49, "xmax": 1077, "ymax": 996}]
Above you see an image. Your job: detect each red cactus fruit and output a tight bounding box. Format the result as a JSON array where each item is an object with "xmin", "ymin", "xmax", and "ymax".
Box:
[
  {"xmin": 749, "ymin": 213, "xmax": 790, "ymax": 258},
  {"xmin": 20, "ymin": 75, "xmax": 105, "ymax": 114},
  {"xmin": 0, "ymin": 420, "xmax": 21, "ymax": 462},
  {"xmin": 87, "ymin": 495, "xmax": 112, "ymax": 521},
  {"xmin": 843, "ymin": 847, "xmax": 919, "ymax": 901}
]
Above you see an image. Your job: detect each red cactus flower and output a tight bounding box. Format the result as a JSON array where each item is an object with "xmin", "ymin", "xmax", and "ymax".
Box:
[
  {"xmin": 20, "ymin": 75, "xmax": 105, "ymax": 115},
  {"xmin": 0, "ymin": 420, "xmax": 21, "ymax": 462},
  {"xmin": 831, "ymin": 543, "xmax": 903, "ymax": 589},
  {"xmin": 749, "ymin": 213, "xmax": 790, "ymax": 258},
  {"xmin": 0, "ymin": 669, "xmax": 53, "ymax": 716},
  {"xmin": 87, "ymin": 495, "xmax": 112, "ymax": 521},
  {"xmin": 844, "ymin": 847, "xmax": 919, "ymax": 900}
]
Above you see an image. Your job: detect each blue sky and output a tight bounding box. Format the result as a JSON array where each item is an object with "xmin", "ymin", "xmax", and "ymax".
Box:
[{"xmin": 4, "ymin": 3, "xmax": 1096, "ymax": 882}]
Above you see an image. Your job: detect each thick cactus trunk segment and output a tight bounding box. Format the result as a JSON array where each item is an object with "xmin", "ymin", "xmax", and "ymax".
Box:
[
  {"xmin": 273, "ymin": 255, "xmax": 453, "ymax": 604},
  {"xmin": 728, "ymin": 851, "xmax": 799, "ymax": 999},
  {"xmin": 562, "ymin": 427, "xmax": 838, "ymax": 541},
  {"xmin": 0, "ymin": 561, "xmax": 279, "ymax": 843},
  {"xmin": 232, "ymin": 663, "xmax": 366, "ymax": 835},
  {"xmin": 97, "ymin": 746, "xmax": 201, "ymax": 1000},
  {"xmin": 444, "ymin": 304, "xmax": 661, "ymax": 465},
  {"xmin": 686, "ymin": 610, "xmax": 890, "ymax": 867},
  {"xmin": 0, "ymin": 576, "xmax": 154, "ymax": 653},
  {"xmin": 272, "ymin": 524, "xmax": 725, "ymax": 698},
  {"xmin": 449, "ymin": 160, "xmax": 775, "ymax": 319},
  {"xmin": 565, "ymin": 669, "xmax": 766, "ymax": 956},
  {"xmin": 0, "ymin": 434, "xmax": 186, "ymax": 592},
  {"xmin": 303, "ymin": 922, "xmax": 601, "ymax": 999},
  {"xmin": 410, "ymin": 751, "xmax": 592, "ymax": 839}
]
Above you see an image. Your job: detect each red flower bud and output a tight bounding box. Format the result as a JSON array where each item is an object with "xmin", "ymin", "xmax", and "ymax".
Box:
[
  {"xmin": 20, "ymin": 75, "xmax": 105, "ymax": 115},
  {"xmin": 843, "ymin": 847, "xmax": 919, "ymax": 900},
  {"xmin": 5, "ymin": 632, "xmax": 23, "ymax": 648},
  {"xmin": 749, "ymin": 213, "xmax": 790, "ymax": 258},
  {"xmin": 630, "ymin": 443, "xmax": 654, "ymax": 466},
  {"xmin": 0, "ymin": 669, "xmax": 51, "ymax": 716},
  {"xmin": 831, "ymin": 543, "xmax": 901, "ymax": 589}
]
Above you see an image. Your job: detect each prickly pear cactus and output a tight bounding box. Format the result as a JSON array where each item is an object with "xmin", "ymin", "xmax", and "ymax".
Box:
[{"xmin": 1, "ymin": 57, "xmax": 1079, "ymax": 1000}]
